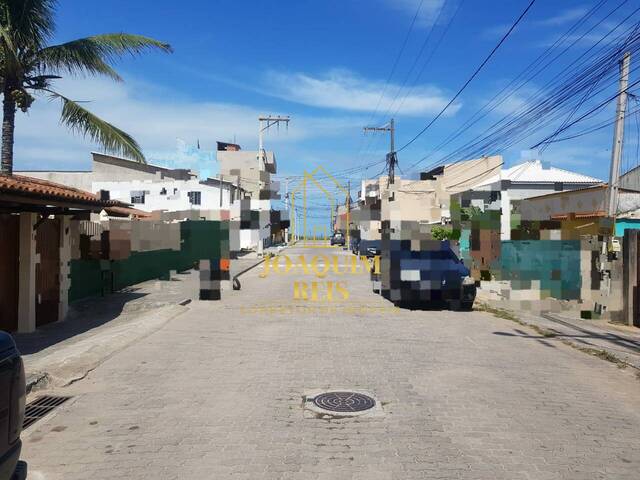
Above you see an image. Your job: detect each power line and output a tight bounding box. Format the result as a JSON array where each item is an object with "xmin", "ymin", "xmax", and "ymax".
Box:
[
  {"xmin": 390, "ymin": 0, "xmax": 466, "ymax": 119},
  {"xmin": 423, "ymin": 15, "xmax": 640, "ymax": 172},
  {"xmin": 398, "ymin": 0, "xmax": 538, "ymax": 159}
]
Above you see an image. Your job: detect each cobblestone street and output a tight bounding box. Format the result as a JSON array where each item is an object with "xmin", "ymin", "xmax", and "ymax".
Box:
[{"xmin": 22, "ymin": 245, "xmax": 640, "ymax": 479}]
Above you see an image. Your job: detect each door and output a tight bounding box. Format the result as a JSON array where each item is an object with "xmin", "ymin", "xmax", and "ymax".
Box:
[
  {"xmin": 36, "ymin": 218, "xmax": 60, "ymax": 326},
  {"xmin": 0, "ymin": 215, "xmax": 19, "ymax": 331}
]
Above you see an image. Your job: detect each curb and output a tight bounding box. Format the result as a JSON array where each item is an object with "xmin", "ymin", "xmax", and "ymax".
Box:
[
  {"xmin": 26, "ymin": 372, "xmax": 50, "ymax": 394},
  {"xmin": 24, "ymin": 300, "xmax": 191, "ymax": 394},
  {"xmin": 477, "ymin": 302, "xmax": 640, "ymax": 372}
]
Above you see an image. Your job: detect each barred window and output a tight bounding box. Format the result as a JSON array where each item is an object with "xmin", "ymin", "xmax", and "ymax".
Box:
[
  {"xmin": 188, "ymin": 191, "xmax": 201, "ymax": 205},
  {"xmin": 131, "ymin": 190, "xmax": 146, "ymax": 204}
]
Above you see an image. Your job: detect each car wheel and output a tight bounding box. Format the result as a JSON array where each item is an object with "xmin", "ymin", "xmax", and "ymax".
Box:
[
  {"xmin": 449, "ymin": 300, "xmax": 474, "ymax": 311},
  {"xmin": 461, "ymin": 301, "xmax": 474, "ymax": 311}
]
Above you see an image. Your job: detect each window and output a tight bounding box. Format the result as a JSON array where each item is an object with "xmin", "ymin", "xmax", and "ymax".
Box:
[
  {"xmin": 131, "ymin": 190, "xmax": 145, "ymax": 204},
  {"xmin": 188, "ymin": 191, "xmax": 201, "ymax": 205}
]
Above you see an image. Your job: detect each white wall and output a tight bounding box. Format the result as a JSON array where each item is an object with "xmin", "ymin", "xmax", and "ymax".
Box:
[{"xmin": 92, "ymin": 178, "xmax": 234, "ymax": 212}]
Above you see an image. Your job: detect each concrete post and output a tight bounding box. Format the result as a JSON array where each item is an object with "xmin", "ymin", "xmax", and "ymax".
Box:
[
  {"xmin": 58, "ymin": 215, "xmax": 71, "ymax": 322},
  {"xmin": 18, "ymin": 212, "xmax": 37, "ymax": 333},
  {"xmin": 623, "ymin": 229, "xmax": 638, "ymax": 326},
  {"xmin": 500, "ymin": 191, "xmax": 511, "ymax": 241}
]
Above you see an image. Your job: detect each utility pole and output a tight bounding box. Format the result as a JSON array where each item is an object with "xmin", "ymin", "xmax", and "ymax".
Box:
[
  {"xmin": 219, "ymin": 174, "xmax": 223, "ymax": 208},
  {"xmin": 284, "ymin": 178, "xmax": 289, "ymax": 244},
  {"xmin": 364, "ymin": 118, "xmax": 396, "ymax": 186},
  {"xmin": 346, "ymin": 180, "xmax": 351, "ymax": 250},
  {"xmin": 607, "ymin": 52, "xmax": 631, "ymax": 218},
  {"xmin": 258, "ymin": 115, "xmax": 290, "ymax": 167},
  {"xmin": 257, "ymin": 115, "xmax": 290, "ymax": 255}
]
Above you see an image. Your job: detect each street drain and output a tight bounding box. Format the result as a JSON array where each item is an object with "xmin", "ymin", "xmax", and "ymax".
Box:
[
  {"xmin": 23, "ymin": 395, "xmax": 72, "ymax": 429},
  {"xmin": 313, "ymin": 392, "xmax": 376, "ymax": 413}
]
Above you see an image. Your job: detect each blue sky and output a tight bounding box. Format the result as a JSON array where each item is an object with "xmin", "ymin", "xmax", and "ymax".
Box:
[{"xmin": 14, "ymin": 0, "xmax": 640, "ymax": 205}]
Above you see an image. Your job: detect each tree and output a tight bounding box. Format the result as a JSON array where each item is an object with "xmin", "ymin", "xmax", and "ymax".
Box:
[
  {"xmin": 431, "ymin": 226, "xmax": 459, "ymax": 241},
  {"xmin": 0, "ymin": 0, "xmax": 172, "ymax": 174}
]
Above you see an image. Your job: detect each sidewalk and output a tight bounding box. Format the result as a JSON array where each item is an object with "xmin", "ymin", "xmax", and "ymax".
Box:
[
  {"xmin": 14, "ymin": 257, "xmax": 266, "ymax": 393},
  {"xmin": 478, "ymin": 297, "xmax": 640, "ymax": 370},
  {"xmin": 522, "ymin": 311, "xmax": 640, "ymax": 369}
]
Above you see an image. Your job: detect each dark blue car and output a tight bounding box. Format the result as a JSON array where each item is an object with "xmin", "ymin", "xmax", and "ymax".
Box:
[
  {"xmin": 379, "ymin": 240, "xmax": 476, "ymax": 310},
  {"xmin": 0, "ymin": 332, "xmax": 26, "ymax": 480}
]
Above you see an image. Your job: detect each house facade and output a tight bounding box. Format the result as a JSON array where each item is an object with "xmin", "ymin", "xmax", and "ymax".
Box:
[{"xmin": 16, "ymin": 152, "xmax": 240, "ymax": 218}]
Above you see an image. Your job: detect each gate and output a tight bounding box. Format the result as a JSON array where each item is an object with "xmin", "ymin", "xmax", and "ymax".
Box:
[
  {"xmin": 623, "ymin": 229, "xmax": 640, "ymax": 327},
  {"xmin": 36, "ymin": 219, "xmax": 60, "ymax": 327},
  {"xmin": 0, "ymin": 214, "xmax": 19, "ymax": 331}
]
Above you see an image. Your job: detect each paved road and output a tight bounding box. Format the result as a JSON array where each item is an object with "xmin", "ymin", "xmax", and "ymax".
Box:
[{"xmin": 22, "ymin": 244, "xmax": 640, "ymax": 479}]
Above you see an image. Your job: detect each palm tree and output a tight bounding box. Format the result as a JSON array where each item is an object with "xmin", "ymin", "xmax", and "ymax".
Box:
[{"xmin": 0, "ymin": 0, "xmax": 172, "ymax": 175}]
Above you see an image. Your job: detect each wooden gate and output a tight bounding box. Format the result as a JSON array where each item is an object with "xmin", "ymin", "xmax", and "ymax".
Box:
[
  {"xmin": 623, "ymin": 229, "xmax": 640, "ymax": 327},
  {"xmin": 0, "ymin": 214, "xmax": 19, "ymax": 331},
  {"xmin": 36, "ymin": 218, "xmax": 60, "ymax": 327}
]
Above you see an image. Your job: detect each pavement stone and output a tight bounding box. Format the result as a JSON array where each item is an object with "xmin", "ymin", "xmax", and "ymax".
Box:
[{"xmin": 19, "ymin": 244, "xmax": 640, "ymax": 479}]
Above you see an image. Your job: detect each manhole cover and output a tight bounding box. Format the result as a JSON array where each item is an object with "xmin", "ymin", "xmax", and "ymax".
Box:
[{"xmin": 313, "ymin": 391, "xmax": 375, "ymax": 412}]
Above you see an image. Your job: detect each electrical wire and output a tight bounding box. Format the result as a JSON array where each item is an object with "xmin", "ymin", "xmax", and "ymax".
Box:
[{"xmin": 397, "ymin": 0, "xmax": 538, "ymax": 157}]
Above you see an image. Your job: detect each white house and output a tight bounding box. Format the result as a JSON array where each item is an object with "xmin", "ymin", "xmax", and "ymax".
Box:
[
  {"xmin": 17, "ymin": 152, "xmax": 240, "ymax": 218},
  {"xmin": 454, "ymin": 159, "xmax": 602, "ymax": 240}
]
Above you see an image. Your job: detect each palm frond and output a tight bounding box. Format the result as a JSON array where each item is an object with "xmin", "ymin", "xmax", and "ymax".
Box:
[
  {"xmin": 1, "ymin": 0, "xmax": 56, "ymax": 51},
  {"xmin": 34, "ymin": 33, "xmax": 172, "ymax": 79},
  {"xmin": 50, "ymin": 91, "xmax": 146, "ymax": 163},
  {"xmin": 35, "ymin": 40, "xmax": 122, "ymax": 80},
  {"xmin": 81, "ymin": 33, "xmax": 173, "ymax": 57}
]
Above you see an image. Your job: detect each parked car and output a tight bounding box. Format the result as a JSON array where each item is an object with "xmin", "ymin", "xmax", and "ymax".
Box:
[
  {"xmin": 379, "ymin": 240, "xmax": 476, "ymax": 310},
  {"xmin": 330, "ymin": 232, "xmax": 345, "ymax": 246},
  {"xmin": 359, "ymin": 239, "xmax": 381, "ymax": 258},
  {"xmin": 0, "ymin": 332, "xmax": 27, "ymax": 480},
  {"xmin": 350, "ymin": 237, "xmax": 360, "ymax": 255}
]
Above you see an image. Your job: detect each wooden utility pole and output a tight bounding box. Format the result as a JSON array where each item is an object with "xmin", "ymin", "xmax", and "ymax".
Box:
[
  {"xmin": 364, "ymin": 119, "xmax": 396, "ymax": 186},
  {"xmin": 607, "ymin": 52, "xmax": 631, "ymax": 217}
]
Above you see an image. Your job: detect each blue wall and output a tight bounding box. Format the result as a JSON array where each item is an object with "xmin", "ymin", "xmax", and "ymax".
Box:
[
  {"xmin": 615, "ymin": 219, "xmax": 640, "ymax": 237},
  {"xmin": 497, "ymin": 240, "xmax": 582, "ymax": 300}
]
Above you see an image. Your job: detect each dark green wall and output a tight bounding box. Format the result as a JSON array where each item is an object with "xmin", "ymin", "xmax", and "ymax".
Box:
[{"xmin": 69, "ymin": 220, "xmax": 227, "ymax": 303}]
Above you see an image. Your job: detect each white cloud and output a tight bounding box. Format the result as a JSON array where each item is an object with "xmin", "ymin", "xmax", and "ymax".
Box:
[
  {"xmin": 380, "ymin": 0, "xmax": 447, "ymax": 27},
  {"xmin": 539, "ymin": 144, "xmax": 608, "ymax": 174},
  {"xmin": 536, "ymin": 7, "xmax": 588, "ymax": 27},
  {"xmin": 264, "ymin": 69, "xmax": 459, "ymax": 117},
  {"xmin": 13, "ymin": 76, "xmax": 365, "ymax": 171},
  {"xmin": 480, "ymin": 23, "xmax": 512, "ymax": 40},
  {"xmin": 487, "ymin": 86, "xmax": 540, "ymax": 116}
]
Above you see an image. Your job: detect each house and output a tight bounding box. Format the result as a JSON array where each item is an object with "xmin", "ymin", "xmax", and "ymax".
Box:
[
  {"xmin": 452, "ymin": 159, "xmax": 602, "ymax": 241},
  {"xmin": 16, "ymin": 152, "xmax": 241, "ymax": 219},
  {"xmin": 217, "ymin": 142, "xmax": 284, "ymax": 251},
  {"xmin": 348, "ymin": 156, "xmax": 504, "ymax": 245},
  {"xmin": 519, "ymin": 184, "xmax": 640, "ymax": 237},
  {"xmin": 0, "ymin": 174, "xmax": 122, "ymax": 333}
]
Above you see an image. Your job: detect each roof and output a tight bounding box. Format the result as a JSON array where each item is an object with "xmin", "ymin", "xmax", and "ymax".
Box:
[
  {"xmin": 103, "ymin": 205, "xmax": 151, "ymax": 218},
  {"xmin": 524, "ymin": 184, "xmax": 639, "ymax": 201},
  {"xmin": 551, "ymin": 211, "xmax": 606, "ymax": 220},
  {"xmin": 474, "ymin": 160, "xmax": 601, "ymax": 187},
  {"xmin": 92, "ymin": 152, "xmax": 196, "ymax": 181},
  {"xmin": 0, "ymin": 173, "xmax": 121, "ymax": 209}
]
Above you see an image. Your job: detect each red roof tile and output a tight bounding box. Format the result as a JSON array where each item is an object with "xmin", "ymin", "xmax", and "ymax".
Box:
[
  {"xmin": 0, "ymin": 174, "xmax": 123, "ymax": 208},
  {"xmin": 104, "ymin": 205, "xmax": 151, "ymax": 218}
]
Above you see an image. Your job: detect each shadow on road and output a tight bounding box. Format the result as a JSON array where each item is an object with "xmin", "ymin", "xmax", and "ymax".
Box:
[{"xmin": 12, "ymin": 290, "xmax": 148, "ymax": 355}]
